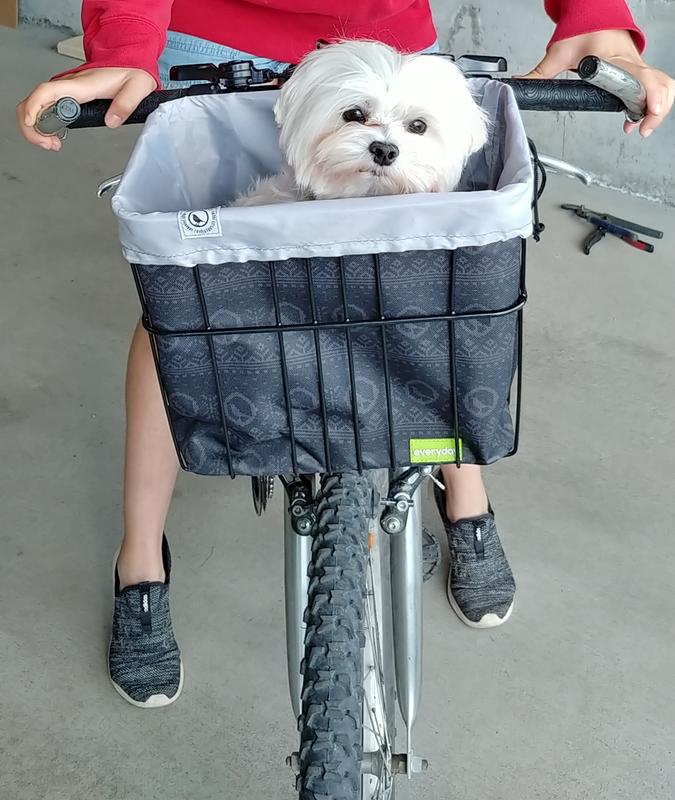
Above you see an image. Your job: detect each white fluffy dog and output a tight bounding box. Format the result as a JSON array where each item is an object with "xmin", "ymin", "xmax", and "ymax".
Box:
[{"xmin": 235, "ymin": 40, "xmax": 488, "ymax": 205}]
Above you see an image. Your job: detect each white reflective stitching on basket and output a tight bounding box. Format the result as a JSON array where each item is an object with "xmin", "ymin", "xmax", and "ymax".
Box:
[
  {"xmin": 123, "ymin": 223, "xmax": 533, "ymax": 261},
  {"xmin": 177, "ymin": 209, "xmax": 223, "ymax": 239}
]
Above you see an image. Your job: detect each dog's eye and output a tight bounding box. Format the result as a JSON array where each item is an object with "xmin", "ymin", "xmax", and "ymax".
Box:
[
  {"xmin": 408, "ymin": 119, "xmax": 427, "ymax": 135},
  {"xmin": 342, "ymin": 108, "xmax": 366, "ymax": 124}
]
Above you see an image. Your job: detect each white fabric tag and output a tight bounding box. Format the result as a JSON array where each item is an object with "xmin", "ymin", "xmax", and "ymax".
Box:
[{"xmin": 177, "ymin": 209, "xmax": 222, "ymax": 239}]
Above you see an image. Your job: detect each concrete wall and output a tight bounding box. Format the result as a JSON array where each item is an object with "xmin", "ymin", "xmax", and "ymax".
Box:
[
  {"xmin": 20, "ymin": 0, "xmax": 80, "ymax": 31},
  {"xmin": 429, "ymin": 1, "xmax": 675, "ymax": 203},
  {"xmin": 19, "ymin": 0, "xmax": 675, "ymax": 202}
]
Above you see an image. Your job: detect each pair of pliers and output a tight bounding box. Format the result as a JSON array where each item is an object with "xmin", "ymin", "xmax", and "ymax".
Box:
[
  {"xmin": 561, "ymin": 204, "xmax": 663, "ymax": 255},
  {"xmin": 581, "ymin": 215, "xmax": 654, "ymax": 254}
]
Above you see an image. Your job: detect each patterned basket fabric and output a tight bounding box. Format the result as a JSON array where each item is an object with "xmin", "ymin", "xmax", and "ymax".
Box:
[{"xmin": 134, "ymin": 237, "xmax": 524, "ymax": 475}]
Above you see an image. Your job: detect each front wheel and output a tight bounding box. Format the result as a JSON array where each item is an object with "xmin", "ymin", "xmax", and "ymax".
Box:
[{"xmin": 296, "ymin": 472, "xmax": 396, "ymax": 800}]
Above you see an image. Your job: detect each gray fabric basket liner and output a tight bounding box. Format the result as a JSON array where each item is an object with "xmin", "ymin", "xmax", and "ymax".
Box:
[
  {"xmin": 115, "ymin": 78, "xmax": 532, "ymax": 475},
  {"xmin": 112, "ymin": 78, "xmax": 533, "ymax": 265}
]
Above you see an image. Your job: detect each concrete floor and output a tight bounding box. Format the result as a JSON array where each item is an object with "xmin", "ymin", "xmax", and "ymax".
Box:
[{"xmin": 2, "ymin": 24, "xmax": 675, "ymax": 800}]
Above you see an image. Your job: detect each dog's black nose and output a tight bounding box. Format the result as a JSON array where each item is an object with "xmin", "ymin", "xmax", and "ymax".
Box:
[{"xmin": 369, "ymin": 141, "xmax": 399, "ymax": 167}]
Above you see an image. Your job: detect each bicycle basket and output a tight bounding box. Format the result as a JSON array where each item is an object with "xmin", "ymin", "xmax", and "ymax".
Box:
[{"xmin": 112, "ymin": 78, "xmax": 533, "ymax": 476}]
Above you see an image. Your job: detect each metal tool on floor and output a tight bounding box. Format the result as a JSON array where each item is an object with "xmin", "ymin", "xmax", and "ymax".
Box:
[{"xmin": 561, "ymin": 204, "xmax": 664, "ymax": 255}]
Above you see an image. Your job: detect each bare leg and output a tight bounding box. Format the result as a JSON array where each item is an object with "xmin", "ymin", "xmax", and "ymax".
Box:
[
  {"xmin": 439, "ymin": 463, "xmax": 488, "ymax": 523},
  {"xmin": 116, "ymin": 321, "xmax": 179, "ymax": 588}
]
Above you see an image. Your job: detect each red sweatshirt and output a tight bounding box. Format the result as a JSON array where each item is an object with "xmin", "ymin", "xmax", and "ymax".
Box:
[{"xmin": 59, "ymin": 0, "xmax": 645, "ymax": 86}]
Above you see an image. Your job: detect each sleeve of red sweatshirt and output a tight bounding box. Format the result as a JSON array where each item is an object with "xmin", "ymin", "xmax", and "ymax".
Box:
[
  {"xmin": 52, "ymin": 0, "xmax": 173, "ymax": 85},
  {"xmin": 54, "ymin": 0, "xmax": 646, "ymax": 85},
  {"xmin": 545, "ymin": 0, "xmax": 645, "ymax": 53}
]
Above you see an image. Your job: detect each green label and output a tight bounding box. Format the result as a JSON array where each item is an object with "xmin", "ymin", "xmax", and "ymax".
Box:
[{"xmin": 409, "ymin": 438, "xmax": 463, "ymax": 464}]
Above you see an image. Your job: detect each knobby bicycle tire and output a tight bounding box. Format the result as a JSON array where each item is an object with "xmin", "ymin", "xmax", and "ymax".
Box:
[{"xmin": 297, "ymin": 472, "xmax": 372, "ymax": 800}]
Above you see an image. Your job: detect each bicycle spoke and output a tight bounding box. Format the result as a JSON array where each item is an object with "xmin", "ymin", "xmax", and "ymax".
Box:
[
  {"xmin": 363, "ymin": 627, "xmax": 390, "ymax": 755},
  {"xmin": 365, "ymin": 557, "xmax": 390, "ymax": 742},
  {"xmin": 364, "ymin": 689, "xmax": 388, "ymax": 754},
  {"xmin": 362, "ymin": 544, "xmax": 394, "ymax": 800}
]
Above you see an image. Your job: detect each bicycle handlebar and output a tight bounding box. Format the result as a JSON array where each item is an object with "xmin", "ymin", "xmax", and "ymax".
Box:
[
  {"xmin": 35, "ymin": 55, "xmax": 643, "ymax": 134},
  {"xmin": 71, "ymin": 88, "xmax": 190, "ymax": 128},
  {"xmin": 63, "ymin": 79, "xmax": 625, "ymax": 130}
]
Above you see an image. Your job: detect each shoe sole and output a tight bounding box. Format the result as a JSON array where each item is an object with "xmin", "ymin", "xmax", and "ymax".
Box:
[
  {"xmin": 110, "ymin": 548, "xmax": 184, "ymax": 708},
  {"xmin": 447, "ymin": 575, "xmax": 514, "ymax": 629}
]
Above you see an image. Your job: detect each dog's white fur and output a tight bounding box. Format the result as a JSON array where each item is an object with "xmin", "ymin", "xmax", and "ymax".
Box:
[{"xmin": 234, "ymin": 41, "xmax": 488, "ymax": 206}]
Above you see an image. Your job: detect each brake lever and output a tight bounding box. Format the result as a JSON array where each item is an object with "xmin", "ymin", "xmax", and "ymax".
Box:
[
  {"xmin": 169, "ymin": 60, "xmax": 280, "ymax": 89},
  {"xmin": 454, "ymin": 54, "xmax": 508, "ymax": 76},
  {"xmin": 538, "ymin": 155, "xmax": 592, "ymax": 185}
]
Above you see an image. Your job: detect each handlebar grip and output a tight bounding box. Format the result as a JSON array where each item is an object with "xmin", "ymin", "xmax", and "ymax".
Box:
[
  {"xmin": 577, "ymin": 56, "xmax": 646, "ymax": 122},
  {"xmin": 503, "ymin": 79, "xmax": 625, "ymax": 112},
  {"xmin": 69, "ymin": 89, "xmax": 191, "ymax": 129},
  {"xmin": 35, "ymin": 97, "xmax": 81, "ymax": 136}
]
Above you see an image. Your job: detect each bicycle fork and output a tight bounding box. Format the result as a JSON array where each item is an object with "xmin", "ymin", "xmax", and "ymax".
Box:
[
  {"xmin": 284, "ymin": 499, "xmax": 311, "ymax": 721},
  {"xmin": 390, "ymin": 488, "xmax": 426, "ymax": 777}
]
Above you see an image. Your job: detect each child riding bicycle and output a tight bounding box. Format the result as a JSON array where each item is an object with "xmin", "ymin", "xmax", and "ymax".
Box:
[{"xmin": 16, "ymin": 0, "xmax": 675, "ymax": 709}]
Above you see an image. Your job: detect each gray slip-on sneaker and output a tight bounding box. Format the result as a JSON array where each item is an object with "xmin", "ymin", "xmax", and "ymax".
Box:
[
  {"xmin": 109, "ymin": 535, "xmax": 183, "ymax": 707},
  {"xmin": 433, "ymin": 484, "xmax": 516, "ymax": 628}
]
